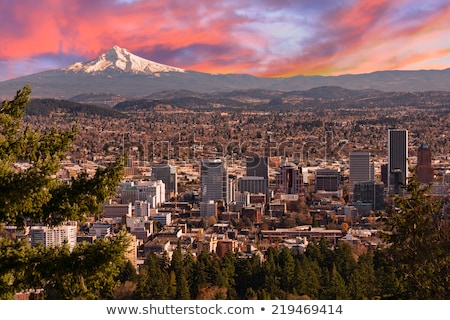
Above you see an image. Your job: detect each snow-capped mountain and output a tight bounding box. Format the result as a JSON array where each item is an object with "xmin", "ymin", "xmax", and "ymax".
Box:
[
  {"xmin": 64, "ymin": 46, "xmax": 185, "ymax": 74},
  {"xmin": 1, "ymin": 45, "xmax": 450, "ymax": 100}
]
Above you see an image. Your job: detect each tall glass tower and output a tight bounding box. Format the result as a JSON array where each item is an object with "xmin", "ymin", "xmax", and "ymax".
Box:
[{"xmin": 388, "ymin": 129, "xmax": 408, "ymax": 194}]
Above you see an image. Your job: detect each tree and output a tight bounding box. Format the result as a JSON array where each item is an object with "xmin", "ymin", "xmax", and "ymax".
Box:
[
  {"xmin": 0, "ymin": 85, "xmax": 124, "ymax": 226},
  {"xmin": 381, "ymin": 174, "xmax": 450, "ymax": 299},
  {"xmin": 0, "ymin": 86, "xmax": 128, "ymax": 299},
  {"xmin": 134, "ymin": 253, "xmax": 169, "ymax": 299},
  {"xmin": 0, "ymin": 231, "xmax": 130, "ymax": 299},
  {"xmin": 170, "ymin": 244, "xmax": 190, "ymax": 299}
]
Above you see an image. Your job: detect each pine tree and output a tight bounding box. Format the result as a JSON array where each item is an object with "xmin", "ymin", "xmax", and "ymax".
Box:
[
  {"xmin": 381, "ymin": 174, "xmax": 450, "ymax": 299},
  {"xmin": 0, "ymin": 85, "xmax": 125, "ymax": 226},
  {"xmin": 0, "ymin": 86, "xmax": 128, "ymax": 299}
]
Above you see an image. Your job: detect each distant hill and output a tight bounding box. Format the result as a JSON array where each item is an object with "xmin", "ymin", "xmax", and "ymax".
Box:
[
  {"xmin": 1, "ymin": 46, "xmax": 450, "ymax": 100},
  {"xmin": 26, "ymin": 99, "xmax": 126, "ymax": 118},
  {"xmin": 111, "ymin": 87, "xmax": 450, "ymax": 112}
]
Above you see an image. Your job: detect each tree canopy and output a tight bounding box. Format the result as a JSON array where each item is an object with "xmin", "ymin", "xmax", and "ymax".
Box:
[
  {"xmin": 0, "ymin": 86, "xmax": 129, "ymax": 299},
  {"xmin": 0, "ymin": 85, "xmax": 124, "ymax": 227}
]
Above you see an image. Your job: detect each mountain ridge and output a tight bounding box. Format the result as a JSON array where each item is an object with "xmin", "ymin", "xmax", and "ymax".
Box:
[{"xmin": 1, "ymin": 46, "xmax": 450, "ymax": 100}]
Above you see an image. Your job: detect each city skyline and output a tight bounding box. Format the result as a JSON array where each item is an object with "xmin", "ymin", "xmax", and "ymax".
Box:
[{"xmin": 1, "ymin": 1, "xmax": 450, "ymax": 82}]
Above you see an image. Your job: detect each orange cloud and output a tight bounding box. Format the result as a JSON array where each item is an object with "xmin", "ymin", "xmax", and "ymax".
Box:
[{"xmin": 0, "ymin": 0, "xmax": 449, "ymax": 80}]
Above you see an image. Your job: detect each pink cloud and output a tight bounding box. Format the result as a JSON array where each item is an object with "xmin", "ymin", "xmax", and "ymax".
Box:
[{"xmin": 0, "ymin": 0, "xmax": 449, "ymax": 80}]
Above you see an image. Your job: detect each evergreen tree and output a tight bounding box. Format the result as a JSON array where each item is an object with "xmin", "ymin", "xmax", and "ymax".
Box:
[
  {"xmin": 170, "ymin": 245, "xmax": 190, "ymax": 299},
  {"xmin": 348, "ymin": 251, "xmax": 376, "ymax": 299},
  {"xmin": 333, "ymin": 242, "xmax": 357, "ymax": 285},
  {"xmin": 278, "ymin": 246, "xmax": 295, "ymax": 293},
  {"xmin": 381, "ymin": 174, "xmax": 450, "ymax": 299},
  {"xmin": 135, "ymin": 253, "xmax": 169, "ymax": 299},
  {"xmin": 0, "ymin": 86, "xmax": 125, "ymax": 226},
  {"xmin": 325, "ymin": 264, "xmax": 350, "ymax": 300},
  {"xmin": 261, "ymin": 247, "xmax": 281, "ymax": 299},
  {"xmin": 0, "ymin": 86, "xmax": 128, "ymax": 299}
]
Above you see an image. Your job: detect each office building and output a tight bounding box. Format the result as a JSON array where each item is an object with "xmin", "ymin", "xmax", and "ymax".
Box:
[
  {"xmin": 153, "ymin": 212, "xmax": 172, "ymax": 226},
  {"xmin": 135, "ymin": 200, "xmax": 151, "ymax": 217},
  {"xmin": 238, "ymin": 176, "xmax": 267, "ymax": 195},
  {"xmin": 30, "ymin": 222, "xmax": 77, "ymax": 251},
  {"xmin": 119, "ymin": 180, "xmax": 166, "ymax": 208},
  {"xmin": 246, "ymin": 156, "xmax": 269, "ymax": 180},
  {"xmin": 388, "ymin": 129, "xmax": 408, "ymax": 194},
  {"xmin": 151, "ymin": 164, "xmax": 177, "ymax": 199},
  {"xmin": 275, "ymin": 162, "xmax": 303, "ymax": 195},
  {"xmin": 349, "ymin": 152, "xmax": 374, "ymax": 190},
  {"xmin": 416, "ymin": 143, "xmax": 434, "ymax": 185},
  {"xmin": 315, "ymin": 169, "xmax": 341, "ymax": 192},
  {"xmin": 200, "ymin": 159, "xmax": 228, "ymax": 216},
  {"xmin": 246, "ymin": 156, "xmax": 269, "ymax": 199},
  {"xmin": 353, "ymin": 180, "xmax": 385, "ymax": 211}
]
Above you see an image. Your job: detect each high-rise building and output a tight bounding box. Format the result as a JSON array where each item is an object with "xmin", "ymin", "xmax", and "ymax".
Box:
[
  {"xmin": 200, "ymin": 159, "xmax": 228, "ymax": 216},
  {"xmin": 135, "ymin": 200, "xmax": 151, "ymax": 217},
  {"xmin": 30, "ymin": 222, "xmax": 78, "ymax": 251},
  {"xmin": 151, "ymin": 164, "xmax": 177, "ymax": 199},
  {"xmin": 388, "ymin": 129, "xmax": 408, "ymax": 194},
  {"xmin": 353, "ymin": 180, "xmax": 385, "ymax": 211},
  {"xmin": 246, "ymin": 156, "xmax": 269, "ymax": 180},
  {"xmin": 246, "ymin": 156, "xmax": 269, "ymax": 199},
  {"xmin": 275, "ymin": 162, "xmax": 303, "ymax": 195},
  {"xmin": 349, "ymin": 152, "xmax": 374, "ymax": 190},
  {"xmin": 238, "ymin": 176, "xmax": 267, "ymax": 195},
  {"xmin": 315, "ymin": 169, "xmax": 341, "ymax": 192},
  {"xmin": 416, "ymin": 143, "xmax": 434, "ymax": 185}
]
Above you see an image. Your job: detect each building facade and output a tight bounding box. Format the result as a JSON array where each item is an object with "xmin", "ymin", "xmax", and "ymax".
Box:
[
  {"xmin": 151, "ymin": 164, "xmax": 177, "ymax": 199},
  {"xmin": 388, "ymin": 129, "xmax": 408, "ymax": 194},
  {"xmin": 200, "ymin": 159, "xmax": 228, "ymax": 216},
  {"xmin": 416, "ymin": 143, "xmax": 434, "ymax": 185},
  {"xmin": 275, "ymin": 162, "xmax": 303, "ymax": 195},
  {"xmin": 30, "ymin": 222, "xmax": 78, "ymax": 251},
  {"xmin": 315, "ymin": 169, "xmax": 341, "ymax": 192},
  {"xmin": 353, "ymin": 180, "xmax": 385, "ymax": 211},
  {"xmin": 349, "ymin": 152, "xmax": 374, "ymax": 190}
]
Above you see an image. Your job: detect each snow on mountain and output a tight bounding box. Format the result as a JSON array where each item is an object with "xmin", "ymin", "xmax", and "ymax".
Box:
[{"xmin": 64, "ymin": 46, "xmax": 185, "ymax": 74}]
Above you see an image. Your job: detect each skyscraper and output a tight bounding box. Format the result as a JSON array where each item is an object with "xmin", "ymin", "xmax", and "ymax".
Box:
[
  {"xmin": 246, "ymin": 156, "xmax": 269, "ymax": 199},
  {"xmin": 388, "ymin": 129, "xmax": 408, "ymax": 194},
  {"xmin": 246, "ymin": 156, "xmax": 269, "ymax": 180},
  {"xmin": 151, "ymin": 164, "xmax": 177, "ymax": 199},
  {"xmin": 416, "ymin": 143, "xmax": 434, "ymax": 184},
  {"xmin": 276, "ymin": 162, "xmax": 303, "ymax": 195},
  {"xmin": 200, "ymin": 159, "xmax": 228, "ymax": 216},
  {"xmin": 349, "ymin": 152, "xmax": 374, "ymax": 190}
]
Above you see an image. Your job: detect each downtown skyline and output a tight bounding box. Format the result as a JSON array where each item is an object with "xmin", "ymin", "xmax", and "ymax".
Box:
[{"xmin": 1, "ymin": 0, "xmax": 450, "ymax": 82}]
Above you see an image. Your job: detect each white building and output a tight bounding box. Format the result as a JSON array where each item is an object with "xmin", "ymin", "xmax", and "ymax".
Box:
[
  {"xmin": 126, "ymin": 216, "xmax": 154, "ymax": 241},
  {"xmin": 153, "ymin": 212, "xmax": 172, "ymax": 226},
  {"xmin": 30, "ymin": 222, "xmax": 77, "ymax": 251},
  {"xmin": 119, "ymin": 180, "xmax": 166, "ymax": 208},
  {"xmin": 135, "ymin": 200, "xmax": 151, "ymax": 217},
  {"xmin": 88, "ymin": 223, "xmax": 112, "ymax": 238}
]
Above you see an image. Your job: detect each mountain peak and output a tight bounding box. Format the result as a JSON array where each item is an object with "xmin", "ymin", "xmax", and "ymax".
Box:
[{"xmin": 64, "ymin": 46, "xmax": 185, "ymax": 74}]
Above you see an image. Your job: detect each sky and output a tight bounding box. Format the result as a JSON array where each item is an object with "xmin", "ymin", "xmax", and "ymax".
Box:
[{"xmin": 1, "ymin": 0, "xmax": 450, "ymax": 81}]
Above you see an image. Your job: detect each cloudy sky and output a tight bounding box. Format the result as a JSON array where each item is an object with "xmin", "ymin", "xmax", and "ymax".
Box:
[{"xmin": 1, "ymin": 0, "xmax": 449, "ymax": 81}]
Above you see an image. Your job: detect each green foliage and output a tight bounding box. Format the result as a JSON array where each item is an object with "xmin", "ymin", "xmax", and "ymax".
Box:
[
  {"xmin": 380, "ymin": 175, "xmax": 450, "ymax": 299},
  {"xmin": 0, "ymin": 86, "xmax": 128, "ymax": 299},
  {"xmin": 0, "ymin": 232, "xmax": 130, "ymax": 299},
  {"xmin": 0, "ymin": 85, "xmax": 125, "ymax": 227}
]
